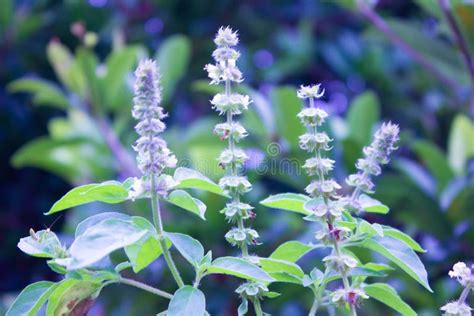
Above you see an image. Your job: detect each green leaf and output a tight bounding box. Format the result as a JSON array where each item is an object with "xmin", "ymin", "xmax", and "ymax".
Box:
[
  {"xmin": 263, "ymin": 291, "xmax": 281, "ymax": 299},
  {"xmin": 156, "ymin": 35, "xmax": 191, "ymax": 104},
  {"xmin": 6, "ymin": 281, "xmax": 57, "ymax": 316},
  {"xmin": 270, "ymin": 241, "xmax": 312, "ymax": 262},
  {"xmin": 358, "ymin": 194, "xmax": 389, "ymax": 214},
  {"xmin": 382, "ymin": 226, "xmax": 426, "ymax": 253},
  {"xmin": 10, "ymin": 137, "xmax": 113, "ymax": 183},
  {"xmin": 260, "ymin": 193, "xmax": 311, "ymax": 215},
  {"xmin": 46, "ymin": 182, "xmax": 129, "ymax": 215},
  {"xmin": 166, "ymin": 232, "xmax": 204, "ymax": 266},
  {"xmin": 18, "ymin": 230, "xmax": 63, "ymax": 258},
  {"xmin": 8, "ymin": 78, "xmax": 69, "ymax": 109},
  {"xmin": 365, "ymin": 283, "xmax": 416, "ymax": 316},
  {"xmin": 356, "ymin": 236, "xmax": 432, "ymax": 292},
  {"xmin": 259, "ymin": 258, "xmax": 305, "ymax": 278},
  {"xmin": 68, "ymin": 218, "xmax": 148, "ymax": 270},
  {"xmin": 76, "ymin": 47, "xmax": 103, "ymax": 107},
  {"xmin": 75, "ymin": 212, "xmax": 129, "ymax": 238},
  {"xmin": 448, "ymin": 114, "xmax": 474, "ymax": 175},
  {"xmin": 102, "ymin": 46, "xmax": 138, "ymax": 108},
  {"xmin": 174, "ymin": 167, "xmax": 228, "ymax": 197},
  {"xmin": 165, "ymin": 190, "xmax": 206, "ymax": 219},
  {"xmin": 47, "ymin": 41, "xmax": 87, "ymax": 97},
  {"xmin": 167, "ymin": 286, "xmax": 205, "ymax": 316},
  {"xmin": 412, "ymin": 140, "xmax": 454, "ymax": 191},
  {"xmin": 346, "ymin": 91, "xmax": 380, "ymax": 145},
  {"xmin": 124, "ymin": 235, "xmax": 164, "ymax": 273},
  {"xmin": 270, "ymin": 86, "xmax": 305, "ymax": 150},
  {"xmin": 208, "ymin": 257, "xmax": 274, "ymax": 282},
  {"xmin": 46, "ymin": 279, "xmax": 99, "ymax": 316}
]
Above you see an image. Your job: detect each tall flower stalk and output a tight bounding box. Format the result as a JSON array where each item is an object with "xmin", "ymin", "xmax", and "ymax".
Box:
[
  {"xmin": 205, "ymin": 26, "xmax": 266, "ymax": 315},
  {"xmin": 131, "ymin": 59, "xmax": 184, "ymax": 288},
  {"xmin": 297, "ymin": 84, "xmax": 363, "ymax": 316}
]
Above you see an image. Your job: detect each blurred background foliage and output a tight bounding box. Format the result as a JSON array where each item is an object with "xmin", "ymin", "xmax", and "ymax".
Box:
[{"xmin": 1, "ymin": 0, "xmax": 474, "ymax": 315}]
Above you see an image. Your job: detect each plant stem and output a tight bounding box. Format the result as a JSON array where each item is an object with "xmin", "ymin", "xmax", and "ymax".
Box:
[
  {"xmin": 309, "ymin": 288, "xmax": 321, "ymax": 316},
  {"xmin": 118, "ymin": 277, "xmax": 173, "ymax": 299},
  {"xmin": 253, "ymin": 298, "xmax": 263, "ymax": 316},
  {"xmin": 150, "ymin": 175, "xmax": 185, "ymax": 288},
  {"xmin": 458, "ymin": 284, "xmax": 472, "ymax": 304}
]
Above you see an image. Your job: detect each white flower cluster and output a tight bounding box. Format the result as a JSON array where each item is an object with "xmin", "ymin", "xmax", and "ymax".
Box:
[
  {"xmin": 346, "ymin": 122, "xmax": 399, "ymax": 194},
  {"xmin": 130, "ymin": 60, "xmax": 177, "ymax": 198},
  {"xmin": 297, "ymin": 84, "xmax": 365, "ymax": 309},
  {"xmin": 205, "ymin": 26, "xmax": 257, "ymax": 250},
  {"xmin": 441, "ymin": 262, "xmax": 473, "ymax": 316}
]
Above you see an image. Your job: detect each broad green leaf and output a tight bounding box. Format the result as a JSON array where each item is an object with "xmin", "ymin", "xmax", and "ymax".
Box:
[
  {"xmin": 68, "ymin": 218, "xmax": 147, "ymax": 270},
  {"xmin": 263, "ymin": 292, "xmax": 281, "ymax": 298},
  {"xmin": 46, "ymin": 182, "xmax": 129, "ymax": 215},
  {"xmin": 8, "ymin": 78, "xmax": 69, "ymax": 109},
  {"xmin": 358, "ymin": 194, "xmax": 389, "ymax": 214},
  {"xmin": 259, "ymin": 258, "xmax": 305, "ymax": 280},
  {"xmin": 356, "ymin": 236, "xmax": 432, "ymax": 292},
  {"xmin": 270, "ymin": 86, "xmax": 305, "ymax": 150},
  {"xmin": 46, "ymin": 279, "xmax": 99, "ymax": 316},
  {"xmin": 268, "ymin": 272, "xmax": 303, "ymax": 284},
  {"xmin": 357, "ymin": 220, "xmax": 384, "ymax": 237},
  {"xmin": 166, "ymin": 232, "xmax": 204, "ymax": 266},
  {"xmin": 124, "ymin": 235, "xmax": 163, "ymax": 273},
  {"xmin": 382, "ymin": 226, "xmax": 425, "ymax": 253},
  {"xmin": 412, "ymin": 140, "xmax": 454, "ymax": 191},
  {"xmin": 365, "ymin": 283, "xmax": 416, "ymax": 316},
  {"xmin": 270, "ymin": 241, "xmax": 312, "ymax": 262},
  {"xmin": 0, "ymin": 0, "xmax": 12, "ymax": 27},
  {"xmin": 448, "ymin": 115, "xmax": 474, "ymax": 175},
  {"xmin": 165, "ymin": 190, "xmax": 206, "ymax": 219},
  {"xmin": 174, "ymin": 167, "xmax": 228, "ymax": 197},
  {"xmin": 167, "ymin": 286, "xmax": 205, "ymax": 316},
  {"xmin": 6, "ymin": 281, "xmax": 57, "ymax": 316},
  {"xmin": 346, "ymin": 92, "xmax": 380, "ymax": 145},
  {"xmin": 157, "ymin": 35, "xmax": 191, "ymax": 104},
  {"xmin": 260, "ymin": 193, "xmax": 311, "ymax": 215},
  {"xmin": 75, "ymin": 212, "xmax": 129, "ymax": 238},
  {"xmin": 208, "ymin": 257, "xmax": 274, "ymax": 282},
  {"xmin": 18, "ymin": 230, "xmax": 63, "ymax": 259}
]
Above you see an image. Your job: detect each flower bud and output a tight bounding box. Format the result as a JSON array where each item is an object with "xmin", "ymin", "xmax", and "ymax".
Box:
[
  {"xmin": 332, "ymin": 288, "xmax": 368, "ymax": 306},
  {"xmin": 236, "ymin": 282, "xmax": 268, "ymax": 299},
  {"xmin": 297, "ymin": 84, "xmax": 325, "ymax": 99},
  {"xmin": 441, "ymin": 302, "xmax": 472, "ymax": 316},
  {"xmin": 219, "ymin": 176, "xmax": 252, "ymax": 195},
  {"xmin": 299, "ymin": 132, "xmax": 332, "ymax": 152},
  {"xmin": 297, "ymin": 107, "xmax": 328, "ymax": 126},
  {"xmin": 323, "ymin": 254, "xmax": 357, "ymax": 274}
]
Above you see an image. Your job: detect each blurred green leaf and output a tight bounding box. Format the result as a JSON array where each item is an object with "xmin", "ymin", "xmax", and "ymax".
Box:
[
  {"xmin": 448, "ymin": 114, "xmax": 474, "ymax": 175},
  {"xmin": 270, "ymin": 86, "xmax": 304, "ymax": 150},
  {"xmin": 167, "ymin": 286, "xmax": 205, "ymax": 316},
  {"xmin": 166, "ymin": 232, "xmax": 204, "ymax": 267},
  {"xmin": 76, "ymin": 47, "xmax": 103, "ymax": 108},
  {"xmin": 11, "ymin": 137, "xmax": 113, "ymax": 183},
  {"xmin": 259, "ymin": 258, "xmax": 305, "ymax": 278},
  {"xmin": 102, "ymin": 46, "xmax": 139, "ymax": 109},
  {"xmin": 346, "ymin": 91, "xmax": 380, "ymax": 146},
  {"xmin": 412, "ymin": 140, "xmax": 454, "ymax": 191},
  {"xmin": 365, "ymin": 283, "xmax": 416, "ymax": 316},
  {"xmin": 165, "ymin": 190, "xmax": 207, "ymax": 220},
  {"xmin": 382, "ymin": 226, "xmax": 426, "ymax": 253},
  {"xmin": 46, "ymin": 181, "xmax": 129, "ymax": 215},
  {"xmin": 207, "ymin": 257, "xmax": 274, "ymax": 282},
  {"xmin": 260, "ymin": 193, "xmax": 311, "ymax": 215},
  {"xmin": 47, "ymin": 41, "xmax": 87, "ymax": 97},
  {"xmin": 156, "ymin": 35, "xmax": 191, "ymax": 104},
  {"xmin": 0, "ymin": 0, "xmax": 12, "ymax": 27},
  {"xmin": 6, "ymin": 281, "xmax": 57, "ymax": 316},
  {"xmin": 8, "ymin": 78, "xmax": 69, "ymax": 109}
]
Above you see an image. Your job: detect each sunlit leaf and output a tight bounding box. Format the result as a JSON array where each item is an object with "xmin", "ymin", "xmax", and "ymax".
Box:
[
  {"xmin": 365, "ymin": 283, "xmax": 416, "ymax": 316},
  {"xmin": 207, "ymin": 257, "xmax": 274, "ymax": 282},
  {"xmin": 6, "ymin": 281, "xmax": 57, "ymax": 316},
  {"xmin": 260, "ymin": 193, "xmax": 311, "ymax": 215},
  {"xmin": 165, "ymin": 190, "xmax": 206, "ymax": 219},
  {"xmin": 167, "ymin": 286, "xmax": 205, "ymax": 316}
]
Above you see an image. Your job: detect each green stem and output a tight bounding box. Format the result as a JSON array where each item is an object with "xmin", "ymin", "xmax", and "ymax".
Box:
[
  {"xmin": 308, "ymin": 287, "xmax": 321, "ymax": 316},
  {"xmin": 253, "ymin": 298, "xmax": 263, "ymax": 316},
  {"xmin": 150, "ymin": 175, "xmax": 185, "ymax": 288},
  {"xmin": 118, "ymin": 277, "xmax": 173, "ymax": 299},
  {"xmin": 458, "ymin": 284, "xmax": 472, "ymax": 304}
]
